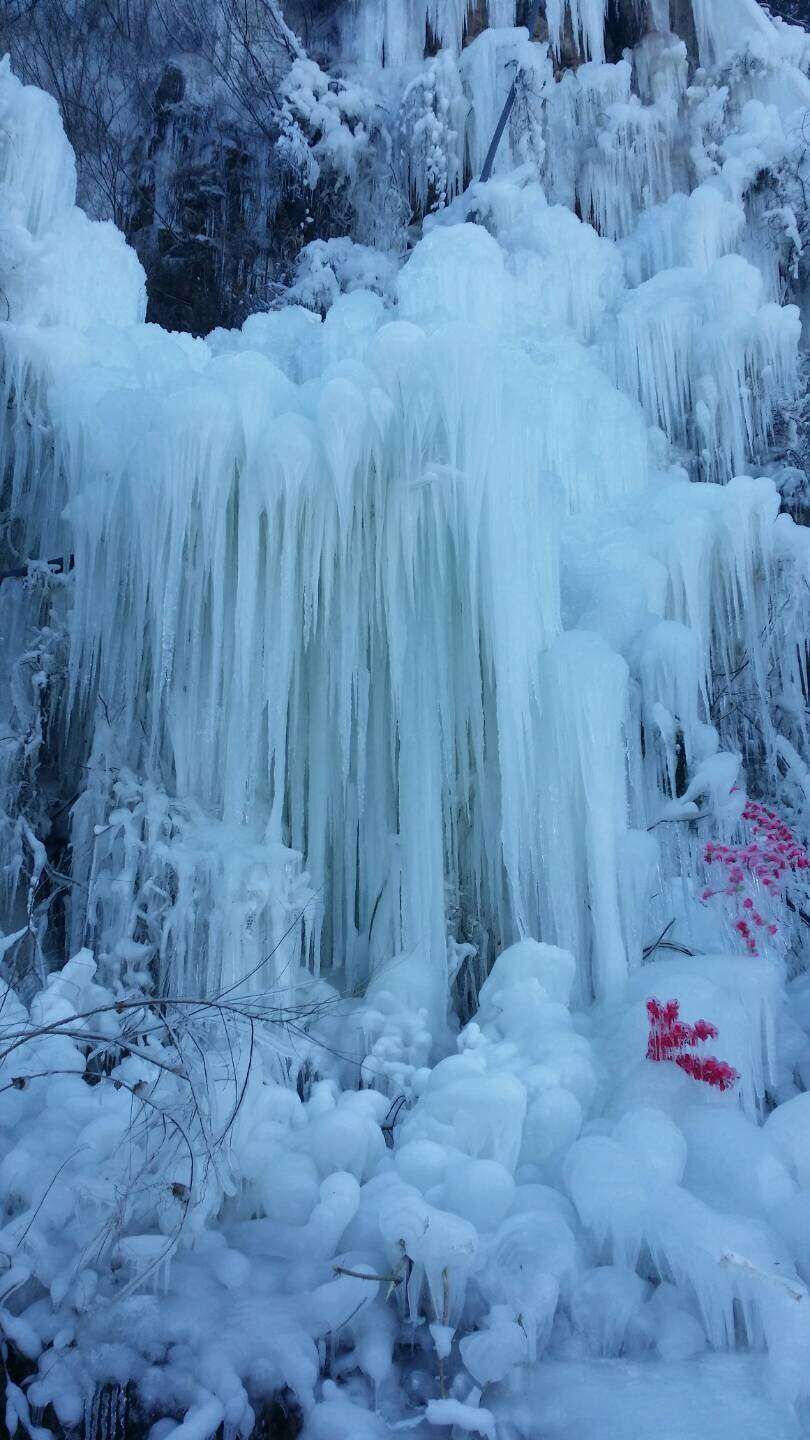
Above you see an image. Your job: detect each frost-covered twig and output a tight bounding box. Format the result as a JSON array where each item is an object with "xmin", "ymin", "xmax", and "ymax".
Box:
[{"xmin": 718, "ymin": 1251, "xmax": 807, "ymax": 1303}]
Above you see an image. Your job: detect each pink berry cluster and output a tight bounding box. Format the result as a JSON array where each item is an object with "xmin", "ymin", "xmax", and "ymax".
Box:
[
  {"xmin": 701, "ymin": 800, "xmax": 809, "ymax": 956},
  {"xmin": 646, "ymin": 998, "xmax": 739, "ymax": 1091}
]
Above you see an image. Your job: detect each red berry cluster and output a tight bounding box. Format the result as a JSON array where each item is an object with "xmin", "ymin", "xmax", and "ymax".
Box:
[
  {"xmin": 701, "ymin": 800, "xmax": 809, "ymax": 956},
  {"xmin": 646, "ymin": 998, "xmax": 739, "ymax": 1091},
  {"xmin": 674, "ymin": 1053, "xmax": 739, "ymax": 1089}
]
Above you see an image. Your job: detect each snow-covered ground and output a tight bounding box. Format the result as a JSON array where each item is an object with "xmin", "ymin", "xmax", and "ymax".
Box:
[{"xmin": 3, "ymin": 2, "xmax": 810, "ymax": 1437}]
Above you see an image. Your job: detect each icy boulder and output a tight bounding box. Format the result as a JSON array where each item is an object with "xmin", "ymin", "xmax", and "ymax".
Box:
[
  {"xmin": 617, "ymin": 953, "xmax": 784, "ymax": 1117},
  {"xmin": 399, "ymin": 1053, "xmax": 528, "ymax": 1172},
  {"xmin": 565, "ymin": 1123, "xmax": 810, "ymax": 1401},
  {"xmin": 397, "ymin": 938, "xmax": 594, "ymax": 1197},
  {"xmin": 397, "ymin": 222, "xmax": 511, "ymax": 333},
  {"xmin": 478, "ymin": 940, "xmax": 577, "ymax": 1008},
  {"xmin": 459, "ymin": 1306, "xmax": 528, "ymax": 1386},
  {"xmin": 764, "ymin": 1093, "xmax": 810, "ymax": 1189},
  {"xmin": 0, "ymin": 59, "xmax": 145, "ymax": 328},
  {"xmin": 569, "ymin": 1265, "xmax": 650, "ymax": 1356}
]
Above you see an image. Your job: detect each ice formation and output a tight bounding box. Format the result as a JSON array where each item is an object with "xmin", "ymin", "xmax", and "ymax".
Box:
[{"xmin": 2, "ymin": 1, "xmax": 810, "ymax": 1437}]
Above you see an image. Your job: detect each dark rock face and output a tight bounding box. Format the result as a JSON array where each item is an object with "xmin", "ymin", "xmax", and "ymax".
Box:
[
  {"xmin": 604, "ymin": 0, "xmax": 648, "ymax": 58},
  {"xmin": 127, "ymin": 62, "xmax": 278, "ymax": 334},
  {"xmin": 764, "ymin": 0, "xmax": 810, "ymax": 21},
  {"xmin": 261, "ymin": 1389, "xmax": 305, "ymax": 1438}
]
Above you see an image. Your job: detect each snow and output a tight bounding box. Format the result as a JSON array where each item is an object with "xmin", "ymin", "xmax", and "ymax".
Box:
[
  {"xmin": 424, "ymin": 1396, "xmax": 496, "ymax": 1436},
  {"xmin": 492, "ymin": 1355, "xmax": 804, "ymax": 1440},
  {"xmin": 2, "ymin": 2, "xmax": 810, "ymax": 1437}
]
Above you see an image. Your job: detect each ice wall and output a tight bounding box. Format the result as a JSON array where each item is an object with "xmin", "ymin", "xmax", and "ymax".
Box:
[
  {"xmin": 3, "ymin": 5, "xmax": 810, "ymax": 1431},
  {"xmin": 345, "ymin": 0, "xmax": 805, "ymax": 73},
  {"xmin": 345, "ymin": 0, "xmax": 612, "ymax": 67},
  {"xmin": 1, "ymin": 2, "xmax": 810, "ymax": 1024}
]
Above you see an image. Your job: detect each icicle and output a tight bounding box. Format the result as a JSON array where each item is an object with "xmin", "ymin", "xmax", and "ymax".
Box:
[
  {"xmin": 689, "ymin": 0, "xmax": 778, "ymax": 71},
  {"xmin": 546, "ymin": 0, "xmax": 608, "ymax": 63},
  {"xmin": 487, "ymin": 0, "xmax": 518, "ymax": 24},
  {"xmin": 603, "ymin": 256, "xmax": 799, "ymax": 481}
]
